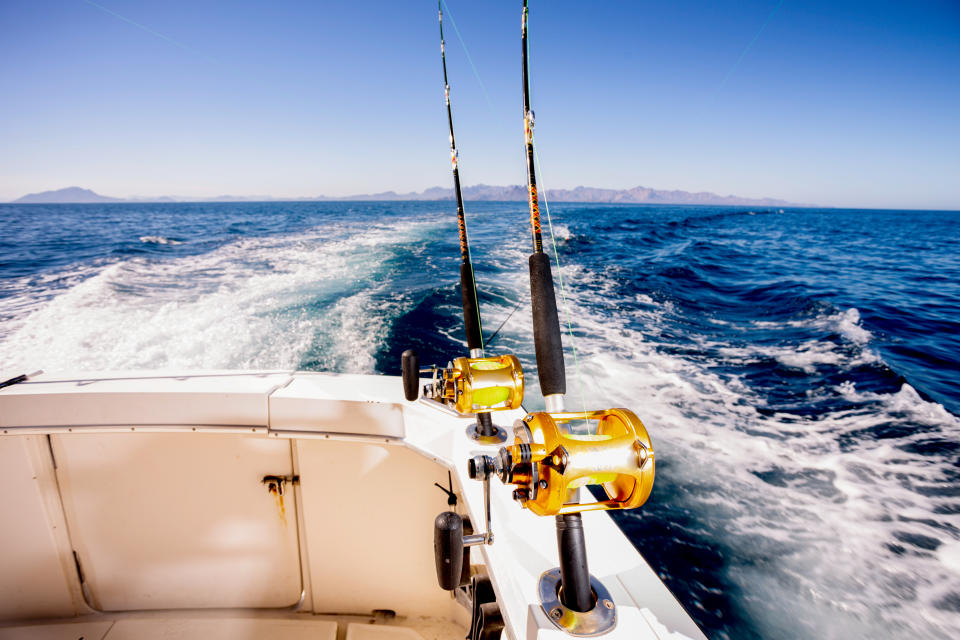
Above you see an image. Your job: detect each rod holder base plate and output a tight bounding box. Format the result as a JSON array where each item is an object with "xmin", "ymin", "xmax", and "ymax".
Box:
[
  {"xmin": 538, "ymin": 568, "xmax": 616, "ymax": 636},
  {"xmin": 466, "ymin": 423, "xmax": 508, "ymax": 445}
]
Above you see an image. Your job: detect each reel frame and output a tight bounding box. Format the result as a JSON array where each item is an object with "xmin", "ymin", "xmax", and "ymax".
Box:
[
  {"xmin": 427, "ymin": 354, "xmax": 524, "ymax": 415},
  {"xmin": 484, "ymin": 408, "xmax": 655, "ymax": 517}
]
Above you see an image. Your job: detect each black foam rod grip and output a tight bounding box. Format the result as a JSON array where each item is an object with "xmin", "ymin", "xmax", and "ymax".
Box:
[
  {"xmin": 460, "ymin": 262, "xmax": 483, "ymax": 350},
  {"xmin": 401, "ymin": 349, "xmax": 419, "ymax": 401},
  {"xmin": 434, "ymin": 511, "xmax": 465, "ymax": 590},
  {"xmin": 529, "ymin": 253, "xmax": 566, "ymax": 396}
]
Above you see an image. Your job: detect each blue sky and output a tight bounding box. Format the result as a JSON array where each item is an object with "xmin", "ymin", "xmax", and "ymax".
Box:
[{"xmin": 1, "ymin": 0, "xmax": 958, "ymax": 208}]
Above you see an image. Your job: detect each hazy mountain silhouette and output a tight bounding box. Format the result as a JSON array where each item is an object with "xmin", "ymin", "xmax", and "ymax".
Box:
[
  {"xmin": 11, "ymin": 184, "xmax": 804, "ymax": 207},
  {"xmin": 13, "ymin": 186, "xmax": 122, "ymax": 203}
]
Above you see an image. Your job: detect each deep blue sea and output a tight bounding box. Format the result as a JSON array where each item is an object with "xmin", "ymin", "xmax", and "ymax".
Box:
[{"xmin": 2, "ymin": 201, "xmax": 959, "ymax": 639}]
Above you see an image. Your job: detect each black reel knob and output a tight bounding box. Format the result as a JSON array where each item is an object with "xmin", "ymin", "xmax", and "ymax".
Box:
[
  {"xmin": 434, "ymin": 511, "xmax": 465, "ymax": 590},
  {"xmin": 401, "ymin": 349, "xmax": 419, "ymax": 401}
]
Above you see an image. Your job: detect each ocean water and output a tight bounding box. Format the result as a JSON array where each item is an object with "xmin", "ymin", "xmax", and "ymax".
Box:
[{"xmin": 1, "ymin": 201, "xmax": 958, "ymax": 639}]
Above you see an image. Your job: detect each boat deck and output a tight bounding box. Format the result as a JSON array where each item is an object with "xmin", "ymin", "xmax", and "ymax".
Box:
[{"xmin": 0, "ymin": 612, "xmax": 464, "ymax": 640}]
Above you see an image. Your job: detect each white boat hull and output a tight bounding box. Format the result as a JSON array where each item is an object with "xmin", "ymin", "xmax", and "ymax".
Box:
[{"xmin": 0, "ymin": 371, "xmax": 705, "ymax": 640}]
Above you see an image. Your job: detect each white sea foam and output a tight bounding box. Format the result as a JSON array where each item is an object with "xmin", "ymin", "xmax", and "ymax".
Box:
[
  {"xmin": 0, "ymin": 219, "xmax": 433, "ymax": 374},
  {"xmin": 833, "ymin": 307, "xmax": 872, "ymax": 344},
  {"xmin": 709, "ymin": 307, "xmax": 879, "ymax": 374},
  {"xmin": 752, "ymin": 307, "xmax": 873, "ymax": 345},
  {"xmin": 715, "ymin": 339, "xmax": 879, "ymax": 374},
  {"xmin": 585, "ymin": 338, "xmax": 957, "ymax": 637},
  {"xmin": 548, "ymin": 222, "xmax": 572, "ymax": 243},
  {"xmin": 139, "ymin": 235, "xmax": 182, "ymax": 245}
]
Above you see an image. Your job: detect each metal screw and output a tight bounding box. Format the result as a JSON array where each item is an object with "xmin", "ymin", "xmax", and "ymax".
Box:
[
  {"xmin": 603, "ymin": 599, "xmax": 614, "ymax": 609},
  {"xmin": 550, "ymin": 607, "xmax": 563, "ymax": 619},
  {"xmin": 539, "ymin": 479, "xmax": 548, "ymax": 490}
]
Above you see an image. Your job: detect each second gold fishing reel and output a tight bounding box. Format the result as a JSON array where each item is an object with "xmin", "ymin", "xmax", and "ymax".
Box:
[
  {"xmin": 432, "ymin": 354, "xmax": 525, "ymax": 414},
  {"xmin": 402, "ymin": 350, "xmax": 524, "ymax": 443},
  {"xmin": 469, "ymin": 408, "xmax": 655, "ymax": 516}
]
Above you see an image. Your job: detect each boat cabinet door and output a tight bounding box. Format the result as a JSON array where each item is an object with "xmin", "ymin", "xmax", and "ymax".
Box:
[{"xmin": 51, "ymin": 432, "xmax": 302, "ymax": 611}]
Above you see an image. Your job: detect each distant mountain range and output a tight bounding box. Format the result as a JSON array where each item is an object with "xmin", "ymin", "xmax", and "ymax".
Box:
[
  {"xmin": 332, "ymin": 184, "xmax": 800, "ymax": 207},
  {"xmin": 11, "ymin": 187, "xmax": 271, "ymax": 204},
  {"xmin": 13, "ymin": 186, "xmax": 124, "ymax": 204},
  {"xmin": 11, "ymin": 185, "xmax": 801, "ymax": 207}
]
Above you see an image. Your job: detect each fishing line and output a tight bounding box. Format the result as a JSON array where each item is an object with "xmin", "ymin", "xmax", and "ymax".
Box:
[
  {"xmin": 486, "ymin": 296, "xmax": 526, "ymax": 347},
  {"xmin": 83, "ymin": 0, "xmax": 220, "ymax": 65},
  {"xmin": 714, "ymin": 0, "xmax": 786, "ymax": 97},
  {"xmin": 439, "ymin": 0, "xmax": 495, "ymax": 111}
]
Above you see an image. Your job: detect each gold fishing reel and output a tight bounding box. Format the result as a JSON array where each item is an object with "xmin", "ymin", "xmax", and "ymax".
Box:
[
  {"xmin": 434, "ymin": 354, "xmax": 525, "ymax": 414},
  {"xmin": 469, "ymin": 408, "xmax": 654, "ymax": 517},
  {"xmin": 402, "ymin": 350, "xmax": 523, "ymax": 444},
  {"xmin": 403, "ymin": 350, "xmax": 524, "ymax": 415}
]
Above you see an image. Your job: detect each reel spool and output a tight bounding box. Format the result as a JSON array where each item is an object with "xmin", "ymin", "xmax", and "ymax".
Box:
[{"xmin": 471, "ymin": 409, "xmax": 654, "ymax": 517}]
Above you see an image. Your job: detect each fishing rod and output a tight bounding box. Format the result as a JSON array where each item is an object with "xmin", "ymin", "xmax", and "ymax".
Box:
[
  {"xmin": 468, "ymin": 2, "xmax": 656, "ymax": 627},
  {"xmin": 520, "ymin": 0, "xmax": 593, "ymax": 616},
  {"xmin": 400, "ymin": 3, "xmax": 525, "ymax": 445},
  {"xmin": 440, "ymin": 0, "xmax": 484, "ymax": 364},
  {"xmin": 521, "ymin": 0, "xmax": 566, "ymax": 414}
]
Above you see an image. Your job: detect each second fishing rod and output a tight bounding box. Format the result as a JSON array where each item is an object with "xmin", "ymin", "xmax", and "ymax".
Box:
[
  {"xmin": 440, "ymin": 1, "xmax": 495, "ymax": 438},
  {"xmin": 400, "ymin": 3, "xmax": 525, "ymax": 443},
  {"xmin": 440, "ymin": 1, "xmax": 485, "ymax": 365}
]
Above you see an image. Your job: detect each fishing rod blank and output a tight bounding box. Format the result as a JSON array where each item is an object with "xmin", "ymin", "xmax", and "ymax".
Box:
[
  {"xmin": 454, "ymin": 6, "xmax": 656, "ymax": 633},
  {"xmin": 440, "ymin": 1, "xmax": 484, "ymax": 356},
  {"xmin": 522, "ymin": 0, "xmax": 589, "ymax": 616},
  {"xmin": 522, "ymin": 0, "xmax": 566, "ymax": 407},
  {"xmin": 439, "ymin": 1, "xmax": 497, "ymax": 438}
]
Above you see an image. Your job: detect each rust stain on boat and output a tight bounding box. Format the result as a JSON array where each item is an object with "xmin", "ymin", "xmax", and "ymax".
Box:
[{"xmin": 266, "ymin": 480, "xmax": 287, "ymax": 527}]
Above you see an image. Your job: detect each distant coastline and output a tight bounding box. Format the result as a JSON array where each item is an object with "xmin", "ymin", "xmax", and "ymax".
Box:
[{"xmin": 11, "ymin": 184, "xmax": 805, "ymax": 207}]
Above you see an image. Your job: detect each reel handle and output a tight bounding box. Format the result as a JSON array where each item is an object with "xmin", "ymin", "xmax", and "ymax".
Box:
[
  {"xmin": 435, "ymin": 461, "xmax": 496, "ymax": 590},
  {"xmin": 434, "ymin": 511, "xmax": 465, "ymax": 590},
  {"xmin": 434, "ymin": 511, "xmax": 486, "ymax": 590},
  {"xmin": 401, "ymin": 349, "xmax": 420, "ymax": 401}
]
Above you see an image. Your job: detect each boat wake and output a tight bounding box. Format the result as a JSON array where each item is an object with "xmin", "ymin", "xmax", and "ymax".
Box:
[{"xmin": 0, "ymin": 215, "xmax": 436, "ymax": 373}]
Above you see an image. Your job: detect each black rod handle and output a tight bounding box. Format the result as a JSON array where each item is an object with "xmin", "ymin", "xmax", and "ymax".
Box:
[
  {"xmin": 556, "ymin": 513, "xmax": 593, "ymax": 612},
  {"xmin": 401, "ymin": 349, "xmax": 420, "ymax": 401},
  {"xmin": 434, "ymin": 511, "xmax": 465, "ymax": 590},
  {"xmin": 529, "ymin": 252, "xmax": 566, "ymax": 397},
  {"xmin": 461, "ymin": 262, "xmax": 483, "ymax": 351}
]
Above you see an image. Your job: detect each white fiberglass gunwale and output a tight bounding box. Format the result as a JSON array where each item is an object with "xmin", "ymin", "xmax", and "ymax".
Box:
[{"xmin": 0, "ymin": 370, "xmax": 705, "ymax": 640}]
